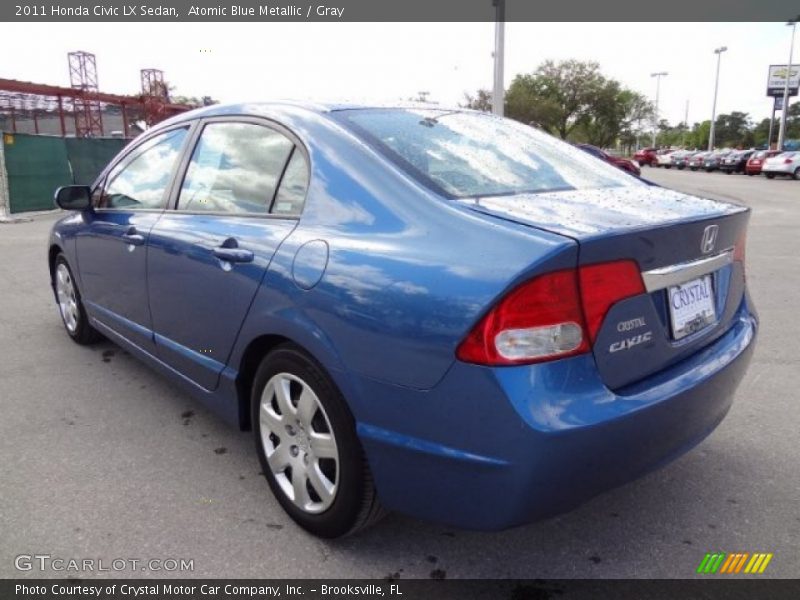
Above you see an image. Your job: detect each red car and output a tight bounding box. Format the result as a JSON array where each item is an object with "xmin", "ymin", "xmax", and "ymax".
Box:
[
  {"xmin": 633, "ymin": 147, "xmax": 658, "ymax": 167},
  {"xmin": 746, "ymin": 150, "xmax": 781, "ymax": 176},
  {"xmin": 577, "ymin": 144, "xmax": 642, "ymax": 176}
]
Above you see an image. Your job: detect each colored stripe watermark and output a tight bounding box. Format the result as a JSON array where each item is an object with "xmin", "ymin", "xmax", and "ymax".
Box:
[{"xmin": 697, "ymin": 552, "xmax": 773, "ymax": 574}]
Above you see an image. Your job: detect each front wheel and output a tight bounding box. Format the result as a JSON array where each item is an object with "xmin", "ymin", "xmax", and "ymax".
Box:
[
  {"xmin": 252, "ymin": 344, "xmax": 384, "ymax": 538},
  {"xmin": 53, "ymin": 255, "xmax": 101, "ymax": 345}
]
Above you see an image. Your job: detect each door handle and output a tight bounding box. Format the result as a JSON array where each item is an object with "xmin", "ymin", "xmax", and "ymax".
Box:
[
  {"xmin": 121, "ymin": 227, "xmax": 145, "ymax": 246},
  {"xmin": 212, "ymin": 238, "xmax": 253, "ymax": 264}
]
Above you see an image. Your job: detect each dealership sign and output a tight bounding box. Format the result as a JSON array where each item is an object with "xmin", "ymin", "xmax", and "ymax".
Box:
[{"xmin": 767, "ymin": 64, "xmax": 799, "ymax": 97}]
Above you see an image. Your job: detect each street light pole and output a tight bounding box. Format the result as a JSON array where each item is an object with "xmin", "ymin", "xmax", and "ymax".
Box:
[
  {"xmin": 708, "ymin": 46, "xmax": 727, "ymax": 151},
  {"xmin": 651, "ymin": 71, "xmax": 668, "ymax": 147},
  {"xmin": 492, "ymin": 0, "xmax": 505, "ymax": 117},
  {"xmin": 777, "ymin": 19, "xmax": 797, "ymax": 151}
]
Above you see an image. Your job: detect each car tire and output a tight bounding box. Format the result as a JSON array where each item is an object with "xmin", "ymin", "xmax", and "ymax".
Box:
[
  {"xmin": 766, "ymin": 173, "xmax": 775, "ymax": 179},
  {"xmin": 251, "ymin": 344, "xmax": 385, "ymax": 538},
  {"xmin": 725, "ymin": 171, "xmax": 732, "ymax": 175},
  {"xmin": 747, "ymin": 173, "xmax": 754, "ymax": 176},
  {"xmin": 793, "ymin": 168, "xmax": 800, "ymax": 181},
  {"xmin": 53, "ymin": 254, "xmax": 102, "ymax": 345}
]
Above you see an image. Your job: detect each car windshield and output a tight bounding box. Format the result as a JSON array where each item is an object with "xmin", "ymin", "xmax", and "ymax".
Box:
[{"xmin": 334, "ymin": 108, "xmax": 641, "ymax": 199}]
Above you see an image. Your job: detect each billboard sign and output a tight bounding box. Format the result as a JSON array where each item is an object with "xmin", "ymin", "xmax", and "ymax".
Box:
[{"xmin": 767, "ymin": 64, "xmax": 799, "ymax": 97}]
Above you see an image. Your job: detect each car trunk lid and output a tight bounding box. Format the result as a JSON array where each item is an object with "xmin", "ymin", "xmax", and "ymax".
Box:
[{"xmin": 458, "ymin": 184, "xmax": 749, "ymax": 389}]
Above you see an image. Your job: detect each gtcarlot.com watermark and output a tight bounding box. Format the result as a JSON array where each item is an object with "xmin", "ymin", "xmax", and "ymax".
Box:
[{"xmin": 15, "ymin": 554, "xmax": 194, "ymax": 573}]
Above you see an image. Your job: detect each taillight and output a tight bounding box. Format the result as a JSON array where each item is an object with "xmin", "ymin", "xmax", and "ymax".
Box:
[
  {"xmin": 456, "ymin": 260, "xmax": 645, "ymax": 366},
  {"xmin": 456, "ymin": 270, "xmax": 589, "ymax": 365},
  {"xmin": 734, "ymin": 231, "xmax": 747, "ymax": 279},
  {"xmin": 578, "ymin": 260, "xmax": 645, "ymax": 343},
  {"xmin": 785, "ymin": 158, "xmax": 793, "ymax": 164}
]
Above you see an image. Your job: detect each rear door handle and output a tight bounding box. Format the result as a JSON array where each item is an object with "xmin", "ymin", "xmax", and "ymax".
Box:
[
  {"xmin": 122, "ymin": 227, "xmax": 145, "ymax": 246},
  {"xmin": 212, "ymin": 238, "xmax": 253, "ymax": 264}
]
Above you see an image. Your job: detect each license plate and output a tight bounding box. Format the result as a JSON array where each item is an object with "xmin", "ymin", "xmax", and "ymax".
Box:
[{"xmin": 668, "ymin": 275, "xmax": 716, "ymax": 340}]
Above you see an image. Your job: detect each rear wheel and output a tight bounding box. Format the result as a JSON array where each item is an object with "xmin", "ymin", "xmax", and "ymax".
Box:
[
  {"xmin": 793, "ymin": 167, "xmax": 800, "ymax": 180},
  {"xmin": 252, "ymin": 344, "xmax": 384, "ymax": 538},
  {"xmin": 765, "ymin": 173, "xmax": 775, "ymax": 179},
  {"xmin": 53, "ymin": 255, "xmax": 101, "ymax": 345}
]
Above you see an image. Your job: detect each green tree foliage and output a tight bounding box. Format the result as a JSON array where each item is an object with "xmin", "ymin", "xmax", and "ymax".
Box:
[{"xmin": 502, "ymin": 60, "xmax": 652, "ymax": 149}]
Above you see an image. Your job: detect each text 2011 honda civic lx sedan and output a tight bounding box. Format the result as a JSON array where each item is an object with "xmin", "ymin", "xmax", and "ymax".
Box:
[{"xmin": 49, "ymin": 103, "xmax": 757, "ymax": 537}]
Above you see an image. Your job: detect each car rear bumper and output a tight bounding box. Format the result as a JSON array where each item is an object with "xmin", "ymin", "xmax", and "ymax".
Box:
[{"xmin": 354, "ymin": 300, "xmax": 757, "ymax": 530}]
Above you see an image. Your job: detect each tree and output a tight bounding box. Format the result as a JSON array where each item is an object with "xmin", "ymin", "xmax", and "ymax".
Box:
[
  {"xmin": 462, "ymin": 89, "xmax": 493, "ymax": 112},
  {"xmin": 505, "ymin": 60, "xmax": 610, "ymax": 139}
]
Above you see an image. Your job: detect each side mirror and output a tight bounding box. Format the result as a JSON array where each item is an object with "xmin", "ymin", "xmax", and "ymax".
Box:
[{"xmin": 54, "ymin": 185, "xmax": 92, "ymax": 211}]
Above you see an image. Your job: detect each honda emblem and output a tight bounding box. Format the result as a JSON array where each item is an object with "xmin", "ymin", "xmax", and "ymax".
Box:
[{"xmin": 701, "ymin": 225, "xmax": 719, "ymax": 254}]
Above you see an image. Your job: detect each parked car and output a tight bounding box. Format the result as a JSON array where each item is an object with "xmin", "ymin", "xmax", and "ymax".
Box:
[
  {"xmin": 633, "ymin": 146, "xmax": 658, "ymax": 166},
  {"xmin": 688, "ymin": 151, "xmax": 710, "ymax": 171},
  {"xmin": 703, "ymin": 149, "xmax": 733, "ymax": 172},
  {"xmin": 745, "ymin": 150, "xmax": 781, "ymax": 176},
  {"xmin": 48, "ymin": 103, "xmax": 757, "ymax": 537},
  {"xmin": 576, "ymin": 143, "xmax": 641, "ymax": 176},
  {"xmin": 719, "ymin": 150, "xmax": 755, "ymax": 174},
  {"xmin": 670, "ymin": 150, "xmax": 694, "ymax": 170},
  {"xmin": 655, "ymin": 149, "xmax": 680, "ymax": 168},
  {"xmin": 762, "ymin": 151, "xmax": 800, "ymax": 179}
]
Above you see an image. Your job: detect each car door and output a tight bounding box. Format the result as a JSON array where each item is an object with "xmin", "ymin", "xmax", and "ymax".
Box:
[
  {"xmin": 75, "ymin": 125, "xmax": 191, "ymax": 352},
  {"xmin": 146, "ymin": 118, "xmax": 309, "ymax": 390}
]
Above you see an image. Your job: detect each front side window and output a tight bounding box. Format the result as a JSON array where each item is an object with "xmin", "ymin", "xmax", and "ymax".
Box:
[
  {"xmin": 98, "ymin": 127, "xmax": 188, "ymax": 209},
  {"xmin": 334, "ymin": 109, "xmax": 641, "ymax": 199},
  {"xmin": 177, "ymin": 122, "xmax": 297, "ymax": 214}
]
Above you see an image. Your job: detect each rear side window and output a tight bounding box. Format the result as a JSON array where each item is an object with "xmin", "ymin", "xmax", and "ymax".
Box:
[
  {"xmin": 272, "ymin": 149, "xmax": 309, "ymax": 215},
  {"xmin": 177, "ymin": 122, "xmax": 296, "ymax": 214},
  {"xmin": 98, "ymin": 127, "xmax": 188, "ymax": 209}
]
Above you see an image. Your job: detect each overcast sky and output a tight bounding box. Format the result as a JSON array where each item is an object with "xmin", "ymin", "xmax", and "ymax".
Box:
[{"xmin": 1, "ymin": 22, "xmax": 795, "ymax": 126}]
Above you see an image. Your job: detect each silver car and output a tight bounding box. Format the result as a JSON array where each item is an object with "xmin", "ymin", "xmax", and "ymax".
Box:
[{"xmin": 762, "ymin": 151, "xmax": 800, "ymax": 180}]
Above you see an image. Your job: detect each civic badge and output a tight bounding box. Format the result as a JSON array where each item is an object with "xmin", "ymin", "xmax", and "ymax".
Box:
[{"xmin": 701, "ymin": 225, "xmax": 719, "ymax": 255}]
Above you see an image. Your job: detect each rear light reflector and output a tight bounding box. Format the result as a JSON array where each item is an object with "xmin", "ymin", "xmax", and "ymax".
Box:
[{"xmin": 456, "ymin": 260, "xmax": 645, "ymax": 366}]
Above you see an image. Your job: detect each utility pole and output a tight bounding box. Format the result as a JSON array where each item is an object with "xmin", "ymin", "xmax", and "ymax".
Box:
[
  {"xmin": 708, "ymin": 46, "xmax": 728, "ymax": 151},
  {"xmin": 651, "ymin": 72, "xmax": 668, "ymax": 147},
  {"xmin": 777, "ymin": 18, "xmax": 797, "ymax": 150},
  {"xmin": 492, "ymin": 0, "xmax": 505, "ymax": 116}
]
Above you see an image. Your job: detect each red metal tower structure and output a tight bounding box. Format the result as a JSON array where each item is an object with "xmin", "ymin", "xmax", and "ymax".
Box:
[
  {"xmin": 140, "ymin": 68, "xmax": 169, "ymax": 127},
  {"xmin": 68, "ymin": 51, "xmax": 104, "ymax": 137}
]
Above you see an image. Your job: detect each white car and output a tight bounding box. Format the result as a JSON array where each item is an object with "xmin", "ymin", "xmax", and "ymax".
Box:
[
  {"xmin": 762, "ymin": 152, "xmax": 800, "ymax": 180},
  {"xmin": 655, "ymin": 149, "xmax": 680, "ymax": 168}
]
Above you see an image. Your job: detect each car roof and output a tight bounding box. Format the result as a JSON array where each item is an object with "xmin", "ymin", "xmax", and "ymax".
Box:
[{"xmin": 154, "ymin": 100, "xmax": 480, "ymax": 131}]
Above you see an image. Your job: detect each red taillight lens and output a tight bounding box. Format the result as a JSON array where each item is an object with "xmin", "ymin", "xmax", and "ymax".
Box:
[
  {"xmin": 578, "ymin": 260, "xmax": 645, "ymax": 343},
  {"xmin": 456, "ymin": 269, "xmax": 589, "ymax": 365},
  {"xmin": 456, "ymin": 260, "xmax": 645, "ymax": 366},
  {"xmin": 785, "ymin": 158, "xmax": 793, "ymax": 164},
  {"xmin": 734, "ymin": 231, "xmax": 747, "ymax": 280}
]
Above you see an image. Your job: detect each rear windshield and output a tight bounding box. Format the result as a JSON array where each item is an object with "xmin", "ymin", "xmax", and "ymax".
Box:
[{"xmin": 333, "ymin": 108, "xmax": 642, "ymax": 199}]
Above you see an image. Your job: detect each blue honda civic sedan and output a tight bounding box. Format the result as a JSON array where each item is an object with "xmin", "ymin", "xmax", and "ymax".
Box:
[{"xmin": 49, "ymin": 102, "xmax": 757, "ymax": 537}]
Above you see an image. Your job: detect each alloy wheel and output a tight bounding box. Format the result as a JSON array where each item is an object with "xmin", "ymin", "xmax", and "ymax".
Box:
[
  {"xmin": 55, "ymin": 263, "xmax": 79, "ymax": 333},
  {"xmin": 259, "ymin": 372, "xmax": 339, "ymax": 514}
]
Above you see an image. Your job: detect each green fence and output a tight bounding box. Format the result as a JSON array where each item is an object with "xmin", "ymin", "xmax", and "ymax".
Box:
[{"xmin": 1, "ymin": 133, "xmax": 127, "ymax": 214}]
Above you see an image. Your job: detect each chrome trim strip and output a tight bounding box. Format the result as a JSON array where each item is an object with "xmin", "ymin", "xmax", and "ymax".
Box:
[{"xmin": 642, "ymin": 249, "xmax": 734, "ymax": 292}]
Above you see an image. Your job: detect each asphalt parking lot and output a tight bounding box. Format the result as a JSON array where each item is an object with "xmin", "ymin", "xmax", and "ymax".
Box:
[{"xmin": 1, "ymin": 169, "xmax": 798, "ymax": 580}]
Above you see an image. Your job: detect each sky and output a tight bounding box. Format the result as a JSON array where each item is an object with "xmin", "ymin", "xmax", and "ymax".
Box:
[{"xmin": 0, "ymin": 22, "xmax": 796, "ymax": 126}]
